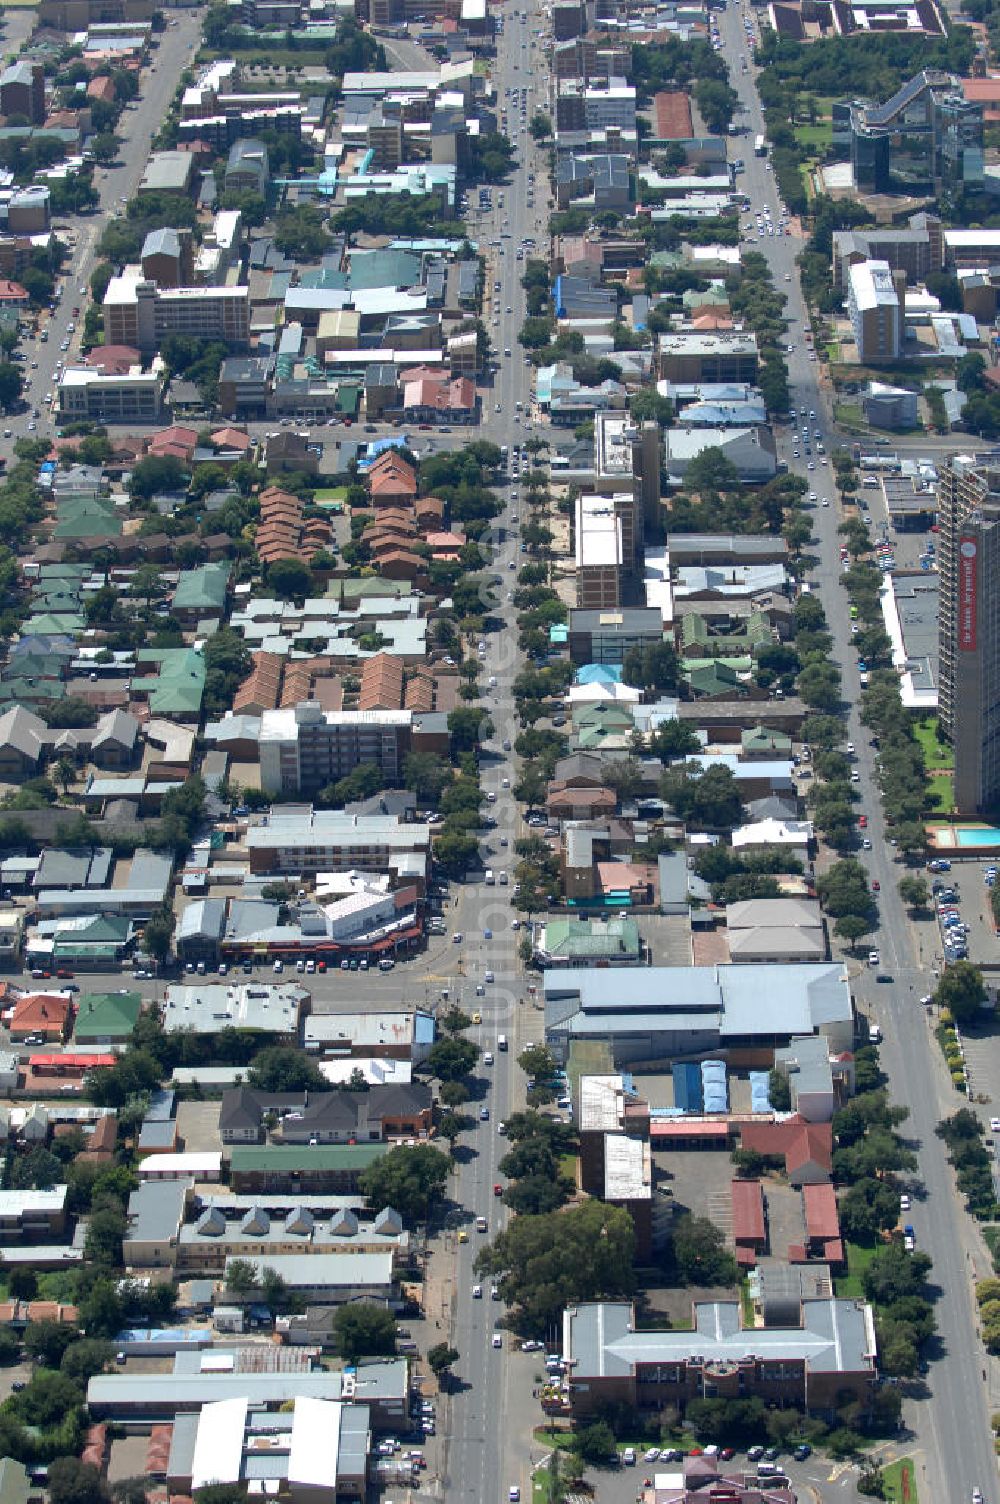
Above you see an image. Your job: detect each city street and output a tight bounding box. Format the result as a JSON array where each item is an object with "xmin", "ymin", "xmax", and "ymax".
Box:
[{"xmin": 723, "ymin": 6, "xmax": 999, "ymax": 1499}]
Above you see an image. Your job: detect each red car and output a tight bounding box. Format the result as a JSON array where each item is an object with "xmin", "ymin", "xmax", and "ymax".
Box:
[
  {"xmin": 859, "ymin": 815, "xmax": 868, "ymax": 828},
  {"xmin": 493, "ymin": 1183, "xmax": 503, "ymax": 1197},
  {"xmin": 872, "ymin": 880, "xmax": 880, "ymax": 892}
]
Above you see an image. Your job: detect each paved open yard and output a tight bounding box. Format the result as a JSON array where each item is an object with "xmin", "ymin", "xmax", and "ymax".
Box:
[
  {"xmin": 175, "ymin": 1098, "xmax": 223, "ymax": 1154},
  {"xmin": 108, "ymin": 1434, "xmax": 153, "ymax": 1485}
]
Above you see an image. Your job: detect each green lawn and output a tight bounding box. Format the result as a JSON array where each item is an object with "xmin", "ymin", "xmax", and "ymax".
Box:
[
  {"xmin": 833, "ymin": 401, "xmax": 864, "ymax": 431},
  {"xmin": 883, "ymin": 1457, "xmax": 918, "ymax": 1504},
  {"xmin": 314, "ymin": 487, "xmax": 347, "ymax": 502},
  {"xmin": 914, "ymin": 716, "xmax": 953, "ymax": 771},
  {"xmin": 794, "ymin": 123, "xmax": 832, "ymax": 152},
  {"xmin": 835, "ymin": 1239, "xmax": 877, "ymax": 1298},
  {"xmin": 925, "ymin": 773, "xmax": 954, "ymax": 817}
]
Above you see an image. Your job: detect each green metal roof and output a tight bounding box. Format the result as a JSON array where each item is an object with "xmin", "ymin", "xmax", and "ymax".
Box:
[
  {"xmin": 542, "ymin": 917, "xmax": 641, "ymax": 959},
  {"xmin": 133, "ymin": 648, "xmax": 206, "ymax": 715},
  {"xmin": 74, "ymin": 991, "xmax": 142, "ymax": 1041},
  {"xmin": 172, "ymin": 561, "xmax": 231, "ymax": 613},
  {"xmin": 229, "ymin": 1143, "xmax": 389, "ymax": 1172}
]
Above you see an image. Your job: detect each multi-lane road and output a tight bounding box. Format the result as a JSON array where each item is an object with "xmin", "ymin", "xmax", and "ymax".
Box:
[
  {"xmin": 428, "ymin": 6, "xmax": 554, "ymax": 1504},
  {"xmin": 726, "ymin": 7, "xmax": 997, "ymax": 1500}
]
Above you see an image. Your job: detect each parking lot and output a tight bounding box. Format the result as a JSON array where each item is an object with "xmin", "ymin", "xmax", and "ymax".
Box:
[
  {"xmin": 589, "ymin": 1444, "xmax": 870, "ymax": 1504},
  {"xmin": 175, "ymin": 1098, "xmax": 224, "ymax": 1154}
]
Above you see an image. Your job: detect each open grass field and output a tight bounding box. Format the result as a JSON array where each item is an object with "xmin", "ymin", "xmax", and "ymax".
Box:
[
  {"xmin": 914, "ymin": 716, "xmax": 953, "ymax": 771},
  {"xmin": 834, "ymin": 1238, "xmax": 877, "ymax": 1299}
]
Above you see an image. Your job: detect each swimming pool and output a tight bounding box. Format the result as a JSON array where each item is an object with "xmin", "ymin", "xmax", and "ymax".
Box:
[{"xmin": 954, "ymin": 827, "xmax": 1000, "ymax": 848}]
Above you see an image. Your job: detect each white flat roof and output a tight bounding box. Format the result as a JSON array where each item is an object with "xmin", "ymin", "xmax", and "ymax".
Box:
[
  {"xmin": 192, "ymin": 1397, "xmax": 246, "ymax": 1491},
  {"xmin": 849, "ymin": 259, "xmax": 899, "ymax": 311},
  {"xmin": 289, "ymin": 1397, "xmax": 341, "ymax": 1490}
]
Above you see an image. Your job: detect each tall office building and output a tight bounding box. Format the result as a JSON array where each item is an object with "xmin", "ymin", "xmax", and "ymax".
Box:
[{"xmin": 938, "ymin": 452, "xmax": 1000, "ymax": 813}]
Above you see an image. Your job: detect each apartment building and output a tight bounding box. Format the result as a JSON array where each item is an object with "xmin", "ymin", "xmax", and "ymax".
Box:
[
  {"xmin": 659, "ymin": 333, "xmax": 758, "ymax": 384},
  {"xmin": 937, "ymin": 452, "xmax": 1000, "ymax": 813},
  {"xmin": 593, "ymin": 411, "xmax": 660, "ymax": 543},
  {"xmin": 576, "ymin": 494, "xmax": 625, "ymax": 610},
  {"xmin": 245, "ymin": 809, "xmax": 431, "ymax": 876},
  {"xmin": 0, "ymin": 62, "xmax": 45, "ymax": 125},
  {"xmin": 258, "ymin": 704, "xmax": 412, "ymax": 797},
  {"xmin": 846, "ymin": 260, "xmax": 903, "ymax": 364},
  {"xmin": 58, "ymin": 366, "xmax": 165, "ymax": 424},
  {"xmin": 831, "ymin": 212, "xmax": 942, "ymax": 290},
  {"xmin": 104, "ymin": 271, "xmax": 249, "ymax": 356}
]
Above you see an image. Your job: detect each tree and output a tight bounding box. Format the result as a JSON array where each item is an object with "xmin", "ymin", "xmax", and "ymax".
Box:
[
  {"xmin": 840, "ymin": 1178, "xmax": 902, "ymax": 1241},
  {"xmin": 248, "ymin": 1047, "xmax": 327, "ymax": 1092},
  {"xmin": 47, "ymin": 1460, "xmax": 110, "ymax": 1504},
  {"xmin": 60, "ymin": 1338, "xmax": 114, "ymax": 1386},
  {"xmin": 142, "ymin": 905, "xmax": 175, "ymax": 964},
  {"xmin": 358, "ymin": 1144, "xmax": 450, "ymax": 1224},
  {"xmin": 266, "ymin": 557, "xmax": 313, "ymax": 600},
  {"xmin": 518, "ymin": 1044, "xmax": 558, "ymax": 1082},
  {"xmin": 577, "ymin": 1421, "xmax": 616, "ymax": 1465},
  {"xmin": 603, "ymin": 759, "xmax": 645, "ymax": 802},
  {"xmin": 529, "ymin": 112, "xmax": 552, "ymax": 140},
  {"xmin": 898, "ymin": 875, "xmax": 930, "ymax": 911},
  {"xmin": 475, "ymin": 1200, "xmax": 635, "ymax": 1336},
  {"xmin": 671, "ymin": 1214, "xmax": 737, "ymax": 1287},
  {"xmin": 427, "ymin": 1037, "xmax": 479, "ymax": 1082},
  {"xmin": 651, "ymin": 720, "xmax": 700, "ymax": 761},
  {"xmin": 427, "ymin": 1342, "xmax": 459, "ymax": 1378},
  {"xmin": 661, "ymin": 763, "xmax": 743, "ymax": 831},
  {"xmin": 834, "ymin": 914, "xmax": 872, "ymax": 951},
  {"xmin": 331, "ymin": 1303, "xmax": 396, "ymax": 1363},
  {"xmin": 24, "ymin": 1319, "xmax": 79, "ymax": 1368},
  {"xmin": 86, "ymin": 1205, "xmax": 126, "ymax": 1266},
  {"xmin": 622, "ymin": 641, "xmax": 678, "ymax": 697},
  {"xmin": 8, "ymin": 1268, "xmax": 36, "ymax": 1301},
  {"xmin": 0, "ymin": 362, "xmax": 23, "ymax": 411},
  {"xmin": 934, "ymin": 960, "xmax": 988, "ymax": 1025},
  {"xmin": 54, "ymin": 755, "xmax": 77, "ymax": 795},
  {"xmin": 402, "ymin": 752, "xmax": 451, "ymax": 806},
  {"xmin": 225, "ymin": 1259, "xmax": 260, "ymax": 1295}
]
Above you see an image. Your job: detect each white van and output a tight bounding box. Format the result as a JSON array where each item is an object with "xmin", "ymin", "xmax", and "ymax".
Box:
[{"xmin": 485, "ymin": 869, "xmax": 495, "ymax": 885}]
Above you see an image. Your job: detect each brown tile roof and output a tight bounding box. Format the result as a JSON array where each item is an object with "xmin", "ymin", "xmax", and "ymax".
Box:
[
  {"xmin": 234, "ymin": 651, "xmax": 284, "ymax": 713},
  {"xmin": 404, "ymin": 672, "xmax": 434, "ymax": 713},
  {"xmin": 360, "ymin": 651, "xmax": 405, "ymax": 710}
]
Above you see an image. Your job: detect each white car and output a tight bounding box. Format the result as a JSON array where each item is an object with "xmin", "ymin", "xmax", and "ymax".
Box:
[
  {"xmin": 492, "ymin": 1333, "xmax": 503, "ymax": 1348},
  {"xmin": 868, "ymin": 950, "xmax": 880, "ymax": 966},
  {"xmin": 991, "ymin": 1118, "xmax": 1000, "ymax": 1133},
  {"xmin": 900, "ymin": 1194, "xmax": 910, "ymax": 1211}
]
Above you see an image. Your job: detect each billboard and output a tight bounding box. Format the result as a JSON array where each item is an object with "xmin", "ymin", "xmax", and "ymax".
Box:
[{"xmin": 959, "ymin": 536, "xmax": 978, "ymax": 652}]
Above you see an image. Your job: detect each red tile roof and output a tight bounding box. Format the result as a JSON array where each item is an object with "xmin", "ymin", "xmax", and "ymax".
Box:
[
  {"xmin": 731, "ymin": 1177, "xmax": 766, "ymax": 1243},
  {"xmin": 802, "ymin": 1181, "xmax": 840, "ymax": 1240}
]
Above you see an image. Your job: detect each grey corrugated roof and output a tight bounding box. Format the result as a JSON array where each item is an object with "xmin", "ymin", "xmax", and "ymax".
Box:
[{"xmin": 565, "ymin": 1298, "xmax": 873, "ymax": 1378}]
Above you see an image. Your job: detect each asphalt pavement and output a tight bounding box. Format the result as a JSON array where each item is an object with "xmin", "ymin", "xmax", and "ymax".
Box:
[
  {"xmin": 427, "ymin": 9, "xmax": 550, "ymax": 1504},
  {"xmin": 726, "ymin": 8, "xmax": 997, "ymax": 1499}
]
